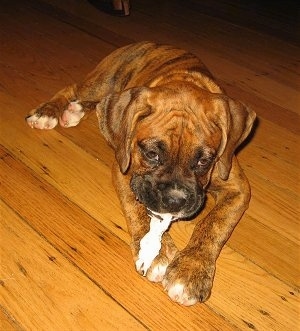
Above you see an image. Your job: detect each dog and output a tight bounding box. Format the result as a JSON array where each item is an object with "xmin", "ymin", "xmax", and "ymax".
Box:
[{"xmin": 26, "ymin": 41, "xmax": 256, "ymax": 306}]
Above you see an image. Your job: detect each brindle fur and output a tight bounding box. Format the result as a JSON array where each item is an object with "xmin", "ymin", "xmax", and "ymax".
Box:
[{"xmin": 27, "ymin": 42, "xmax": 256, "ymax": 305}]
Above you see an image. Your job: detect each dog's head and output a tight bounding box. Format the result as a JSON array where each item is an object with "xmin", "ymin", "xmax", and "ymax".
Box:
[{"xmin": 96, "ymin": 83, "xmax": 255, "ymax": 219}]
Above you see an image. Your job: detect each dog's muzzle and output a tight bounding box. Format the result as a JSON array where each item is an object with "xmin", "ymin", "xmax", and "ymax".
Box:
[
  {"xmin": 131, "ymin": 175, "xmax": 205, "ymax": 218},
  {"xmin": 158, "ymin": 182, "xmax": 190, "ymax": 212}
]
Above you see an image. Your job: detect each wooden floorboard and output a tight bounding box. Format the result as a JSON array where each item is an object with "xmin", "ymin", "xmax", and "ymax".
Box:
[
  {"xmin": 0, "ymin": 0, "xmax": 299, "ymax": 330},
  {"xmin": 1, "ymin": 199, "xmax": 144, "ymax": 330}
]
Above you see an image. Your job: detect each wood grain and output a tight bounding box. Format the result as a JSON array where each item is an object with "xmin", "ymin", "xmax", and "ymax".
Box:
[{"xmin": 1, "ymin": 200, "xmax": 144, "ymax": 331}]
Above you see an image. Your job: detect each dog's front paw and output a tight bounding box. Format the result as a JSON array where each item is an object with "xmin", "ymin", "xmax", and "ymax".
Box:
[
  {"xmin": 146, "ymin": 255, "xmax": 169, "ymax": 282},
  {"xmin": 162, "ymin": 251, "xmax": 215, "ymax": 306}
]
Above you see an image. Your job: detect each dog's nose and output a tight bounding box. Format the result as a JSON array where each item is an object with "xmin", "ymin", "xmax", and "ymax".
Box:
[
  {"xmin": 162, "ymin": 193, "xmax": 187, "ymax": 211},
  {"xmin": 160, "ymin": 183, "xmax": 189, "ymax": 212}
]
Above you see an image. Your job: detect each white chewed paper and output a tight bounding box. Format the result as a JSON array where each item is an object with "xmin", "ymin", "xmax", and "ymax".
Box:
[{"xmin": 135, "ymin": 211, "xmax": 176, "ymax": 276}]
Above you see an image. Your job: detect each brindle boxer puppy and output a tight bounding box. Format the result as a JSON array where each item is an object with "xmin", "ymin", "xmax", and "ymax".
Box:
[{"xmin": 26, "ymin": 42, "xmax": 256, "ymax": 306}]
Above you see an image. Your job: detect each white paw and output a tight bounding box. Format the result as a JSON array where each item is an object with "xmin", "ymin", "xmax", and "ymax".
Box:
[
  {"xmin": 147, "ymin": 261, "xmax": 168, "ymax": 282},
  {"xmin": 26, "ymin": 114, "xmax": 58, "ymax": 130},
  {"xmin": 136, "ymin": 212, "xmax": 174, "ymax": 276},
  {"xmin": 59, "ymin": 101, "xmax": 84, "ymax": 127},
  {"xmin": 163, "ymin": 282, "xmax": 198, "ymax": 306},
  {"xmin": 135, "ymin": 235, "xmax": 161, "ymax": 276},
  {"xmin": 135, "ymin": 257, "xmax": 151, "ymax": 277}
]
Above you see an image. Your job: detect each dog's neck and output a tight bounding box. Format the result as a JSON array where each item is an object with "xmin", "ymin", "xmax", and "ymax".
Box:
[{"xmin": 148, "ymin": 71, "xmax": 223, "ymax": 94}]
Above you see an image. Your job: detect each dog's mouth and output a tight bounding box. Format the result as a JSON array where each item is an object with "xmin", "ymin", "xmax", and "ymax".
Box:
[{"xmin": 131, "ymin": 175, "xmax": 205, "ymax": 219}]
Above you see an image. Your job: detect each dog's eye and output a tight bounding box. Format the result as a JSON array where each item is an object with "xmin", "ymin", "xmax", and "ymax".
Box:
[
  {"xmin": 192, "ymin": 147, "xmax": 215, "ymax": 171},
  {"xmin": 145, "ymin": 151, "xmax": 159, "ymax": 162},
  {"xmin": 191, "ymin": 152, "xmax": 215, "ymax": 172},
  {"xmin": 138, "ymin": 140, "xmax": 165, "ymax": 167},
  {"xmin": 197, "ymin": 158, "xmax": 211, "ymax": 167}
]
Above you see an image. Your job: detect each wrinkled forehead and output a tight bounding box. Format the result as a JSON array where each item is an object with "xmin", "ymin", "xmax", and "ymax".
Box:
[{"xmin": 135, "ymin": 106, "xmax": 222, "ymax": 153}]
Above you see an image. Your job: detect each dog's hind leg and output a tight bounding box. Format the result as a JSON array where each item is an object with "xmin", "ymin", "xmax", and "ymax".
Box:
[
  {"xmin": 26, "ymin": 78, "xmax": 106, "ymax": 130},
  {"xmin": 26, "ymin": 80, "xmax": 115, "ymax": 130},
  {"xmin": 26, "ymin": 84, "xmax": 80, "ymax": 129}
]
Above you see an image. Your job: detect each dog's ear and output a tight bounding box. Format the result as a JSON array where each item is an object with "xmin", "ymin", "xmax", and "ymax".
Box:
[
  {"xmin": 213, "ymin": 97, "xmax": 256, "ymax": 180},
  {"xmin": 96, "ymin": 87, "xmax": 152, "ymax": 174}
]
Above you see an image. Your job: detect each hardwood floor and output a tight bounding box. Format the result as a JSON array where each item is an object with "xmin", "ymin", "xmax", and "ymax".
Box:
[{"xmin": 0, "ymin": 0, "xmax": 299, "ymax": 330}]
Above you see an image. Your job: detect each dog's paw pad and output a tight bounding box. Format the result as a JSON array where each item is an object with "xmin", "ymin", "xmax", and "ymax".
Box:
[
  {"xmin": 26, "ymin": 114, "xmax": 58, "ymax": 130},
  {"xmin": 59, "ymin": 100, "xmax": 84, "ymax": 127},
  {"xmin": 163, "ymin": 282, "xmax": 198, "ymax": 306},
  {"xmin": 147, "ymin": 261, "xmax": 168, "ymax": 282}
]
